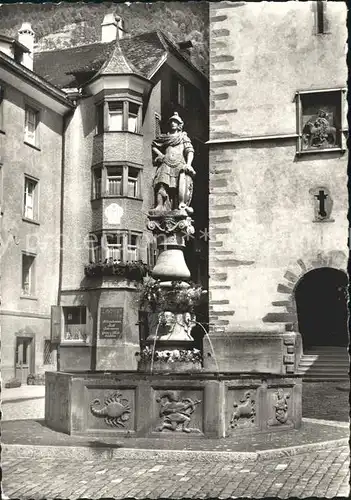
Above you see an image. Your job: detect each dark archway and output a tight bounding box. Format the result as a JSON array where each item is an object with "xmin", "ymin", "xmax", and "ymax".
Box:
[{"xmin": 295, "ymin": 268, "xmax": 348, "ymax": 347}]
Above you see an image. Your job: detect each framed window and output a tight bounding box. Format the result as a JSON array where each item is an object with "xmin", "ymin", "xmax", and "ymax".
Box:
[
  {"xmin": 63, "ymin": 306, "xmax": 87, "ymax": 342},
  {"xmin": 107, "ymin": 166, "xmax": 123, "ymax": 196},
  {"xmin": 155, "ymin": 113, "xmax": 161, "ymax": 138},
  {"xmin": 296, "ymin": 89, "xmax": 344, "ymax": 154},
  {"xmin": 93, "ymin": 168, "xmax": 102, "ymax": 198},
  {"xmin": 99, "ymin": 100, "xmax": 142, "ymax": 134},
  {"xmin": 108, "ymin": 101, "xmax": 123, "ymax": 131},
  {"xmin": 43, "ymin": 340, "xmax": 53, "ymax": 365},
  {"xmin": 105, "ymin": 233, "xmax": 123, "ymax": 261},
  {"xmin": 96, "ymin": 103, "xmax": 104, "ymax": 135},
  {"xmin": 0, "ymin": 84, "xmax": 4, "ymax": 132},
  {"xmin": 177, "ymin": 81, "xmax": 186, "ymax": 108},
  {"xmin": 128, "ymin": 102, "xmax": 139, "ymax": 133},
  {"xmin": 23, "ymin": 175, "xmax": 38, "ymax": 220},
  {"xmin": 127, "ymin": 167, "xmax": 139, "ymax": 198},
  {"xmin": 24, "ymin": 105, "xmax": 39, "ymax": 146},
  {"xmin": 22, "ymin": 253, "xmax": 36, "ymax": 296},
  {"xmin": 127, "ymin": 233, "xmax": 139, "ymax": 261},
  {"xmin": 316, "ymin": 0, "xmax": 329, "ymax": 35}
]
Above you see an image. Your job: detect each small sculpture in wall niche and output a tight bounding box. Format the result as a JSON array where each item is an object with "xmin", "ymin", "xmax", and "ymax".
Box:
[
  {"xmin": 302, "ymin": 109, "xmax": 337, "ymax": 150},
  {"xmin": 309, "ymin": 186, "xmax": 333, "ymax": 222},
  {"xmin": 230, "ymin": 390, "xmax": 256, "ymax": 428},
  {"xmin": 268, "ymin": 388, "xmax": 292, "ymax": 426}
]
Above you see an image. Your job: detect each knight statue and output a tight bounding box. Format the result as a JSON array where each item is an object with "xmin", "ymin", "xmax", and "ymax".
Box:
[{"xmin": 151, "ymin": 112, "xmax": 195, "ymax": 214}]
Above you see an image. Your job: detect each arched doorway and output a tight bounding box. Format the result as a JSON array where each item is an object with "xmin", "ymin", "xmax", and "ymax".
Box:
[{"xmin": 295, "ymin": 268, "xmax": 348, "ymax": 347}]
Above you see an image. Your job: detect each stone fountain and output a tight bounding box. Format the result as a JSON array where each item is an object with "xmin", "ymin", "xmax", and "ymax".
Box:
[{"xmin": 45, "ymin": 113, "xmax": 302, "ymax": 438}]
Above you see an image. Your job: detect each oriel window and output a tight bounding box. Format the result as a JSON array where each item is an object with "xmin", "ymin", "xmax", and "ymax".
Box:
[
  {"xmin": 105, "ymin": 233, "xmax": 123, "ymax": 261},
  {"xmin": 127, "ymin": 233, "xmax": 139, "ymax": 261},
  {"xmin": 108, "ymin": 102, "xmax": 123, "ymax": 131},
  {"xmin": 107, "ymin": 166, "xmax": 123, "ymax": 196},
  {"xmin": 127, "ymin": 167, "xmax": 139, "ymax": 198}
]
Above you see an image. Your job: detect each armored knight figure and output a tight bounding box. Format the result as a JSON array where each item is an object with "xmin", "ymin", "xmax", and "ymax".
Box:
[{"xmin": 151, "ymin": 112, "xmax": 195, "ymax": 214}]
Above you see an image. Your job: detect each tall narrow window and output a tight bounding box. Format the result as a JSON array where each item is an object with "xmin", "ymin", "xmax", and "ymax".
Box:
[
  {"xmin": 108, "ymin": 102, "xmax": 123, "ymax": 131},
  {"xmin": 91, "ymin": 234, "xmax": 102, "ymax": 262},
  {"xmin": 317, "ymin": 1, "xmax": 325, "ymax": 34},
  {"xmin": 43, "ymin": 340, "xmax": 53, "ymax": 364},
  {"xmin": 106, "ymin": 233, "xmax": 123, "ymax": 261},
  {"xmin": 127, "ymin": 234, "xmax": 139, "ymax": 261},
  {"xmin": 155, "ymin": 113, "xmax": 161, "ymax": 137},
  {"xmin": 107, "ymin": 166, "xmax": 123, "ymax": 196},
  {"xmin": 128, "ymin": 103, "xmax": 139, "ymax": 133},
  {"xmin": 96, "ymin": 103, "xmax": 104, "ymax": 134},
  {"xmin": 93, "ymin": 168, "xmax": 102, "ymax": 198},
  {"xmin": 0, "ymin": 84, "xmax": 4, "ymax": 131},
  {"xmin": 177, "ymin": 81, "xmax": 186, "ymax": 107},
  {"xmin": 22, "ymin": 253, "xmax": 35, "ymax": 296},
  {"xmin": 127, "ymin": 167, "xmax": 139, "ymax": 198},
  {"xmin": 24, "ymin": 176, "xmax": 38, "ymax": 220},
  {"xmin": 24, "ymin": 105, "xmax": 39, "ymax": 145}
]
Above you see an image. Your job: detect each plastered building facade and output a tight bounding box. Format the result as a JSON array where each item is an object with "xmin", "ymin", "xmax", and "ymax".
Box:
[
  {"xmin": 1, "ymin": 15, "xmax": 208, "ymax": 381},
  {"xmin": 207, "ymin": 1, "xmax": 348, "ymax": 373}
]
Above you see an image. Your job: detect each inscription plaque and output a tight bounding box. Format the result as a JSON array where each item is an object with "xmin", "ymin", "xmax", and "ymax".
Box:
[{"xmin": 99, "ymin": 307, "xmax": 123, "ymax": 339}]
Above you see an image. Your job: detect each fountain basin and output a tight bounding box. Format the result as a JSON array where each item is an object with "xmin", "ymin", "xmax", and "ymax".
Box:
[{"xmin": 45, "ymin": 370, "xmax": 302, "ymax": 438}]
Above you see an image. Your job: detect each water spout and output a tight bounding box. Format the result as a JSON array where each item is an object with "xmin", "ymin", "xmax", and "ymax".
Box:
[
  {"xmin": 194, "ymin": 321, "xmax": 220, "ymax": 373},
  {"xmin": 150, "ymin": 319, "xmax": 161, "ymax": 374}
]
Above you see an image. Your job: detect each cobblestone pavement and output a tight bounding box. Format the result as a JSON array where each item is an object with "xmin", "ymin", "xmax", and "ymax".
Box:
[{"xmin": 2, "ymin": 447, "xmax": 349, "ymax": 499}]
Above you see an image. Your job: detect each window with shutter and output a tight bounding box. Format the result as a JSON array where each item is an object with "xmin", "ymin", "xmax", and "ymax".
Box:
[
  {"xmin": 22, "ymin": 253, "xmax": 36, "ymax": 296},
  {"xmin": 25, "ymin": 106, "xmax": 39, "ymax": 145},
  {"xmin": 24, "ymin": 176, "xmax": 38, "ymax": 220}
]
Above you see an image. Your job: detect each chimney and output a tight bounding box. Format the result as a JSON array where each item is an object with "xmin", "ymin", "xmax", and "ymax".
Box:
[
  {"xmin": 101, "ymin": 13, "xmax": 118, "ymax": 43},
  {"xmin": 178, "ymin": 40, "xmax": 193, "ymax": 57},
  {"xmin": 18, "ymin": 22, "xmax": 35, "ymax": 70},
  {"xmin": 115, "ymin": 15, "xmax": 125, "ymax": 40},
  {"xmin": 101, "ymin": 13, "xmax": 126, "ymax": 43}
]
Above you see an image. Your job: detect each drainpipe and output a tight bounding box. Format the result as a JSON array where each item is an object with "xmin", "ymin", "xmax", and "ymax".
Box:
[{"xmin": 56, "ymin": 106, "xmax": 74, "ymax": 371}]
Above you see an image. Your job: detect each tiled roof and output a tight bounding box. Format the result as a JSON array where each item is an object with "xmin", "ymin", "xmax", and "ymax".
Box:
[
  {"xmin": 34, "ymin": 41, "xmax": 116, "ymax": 88},
  {"xmin": 33, "ymin": 30, "xmax": 205, "ymax": 89}
]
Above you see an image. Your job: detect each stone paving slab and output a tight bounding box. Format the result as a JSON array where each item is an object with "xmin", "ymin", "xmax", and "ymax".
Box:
[
  {"xmin": 2, "ymin": 418, "xmax": 349, "ymax": 454},
  {"xmin": 2, "ymin": 447, "xmax": 350, "ymax": 499},
  {"xmin": 2, "ymin": 385, "xmax": 45, "ymax": 402}
]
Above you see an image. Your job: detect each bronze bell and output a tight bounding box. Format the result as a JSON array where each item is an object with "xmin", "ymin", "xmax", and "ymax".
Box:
[{"xmin": 152, "ymin": 248, "xmax": 191, "ymax": 280}]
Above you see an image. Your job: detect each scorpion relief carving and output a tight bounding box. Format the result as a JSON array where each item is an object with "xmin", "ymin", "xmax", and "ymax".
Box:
[
  {"xmin": 230, "ymin": 390, "xmax": 256, "ymax": 429},
  {"xmin": 90, "ymin": 392, "xmax": 132, "ymax": 428}
]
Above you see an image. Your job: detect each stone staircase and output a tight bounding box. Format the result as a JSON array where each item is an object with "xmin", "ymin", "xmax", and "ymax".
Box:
[{"xmin": 297, "ymin": 346, "xmax": 350, "ymax": 381}]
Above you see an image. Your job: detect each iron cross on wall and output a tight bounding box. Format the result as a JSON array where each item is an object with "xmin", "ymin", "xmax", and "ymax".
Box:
[
  {"xmin": 310, "ymin": 186, "xmax": 333, "ymax": 222},
  {"xmin": 315, "ymin": 189, "xmax": 328, "ymax": 218}
]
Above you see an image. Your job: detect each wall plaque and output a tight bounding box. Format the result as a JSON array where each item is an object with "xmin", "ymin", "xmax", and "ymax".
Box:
[{"xmin": 99, "ymin": 307, "xmax": 123, "ymax": 339}]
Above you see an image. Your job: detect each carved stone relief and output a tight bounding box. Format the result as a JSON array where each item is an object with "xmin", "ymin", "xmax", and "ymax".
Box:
[
  {"xmin": 90, "ymin": 392, "xmax": 131, "ymax": 427},
  {"xmin": 230, "ymin": 390, "xmax": 256, "ymax": 428},
  {"xmin": 156, "ymin": 391, "xmax": 201, "ymax": 433},
  {"xmin": 267, "ymin": 388, "xmax": 292, "ymax": 426}
]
